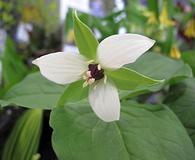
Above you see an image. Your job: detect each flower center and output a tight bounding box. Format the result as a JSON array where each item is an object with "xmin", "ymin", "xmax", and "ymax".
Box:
[
  {"xmin": 83, "ymin": 64, "xmax": 104, "ymax": 87},
  {"xmin": 88, "ymin": 64, "xmax": 104, "ymax": 80}
]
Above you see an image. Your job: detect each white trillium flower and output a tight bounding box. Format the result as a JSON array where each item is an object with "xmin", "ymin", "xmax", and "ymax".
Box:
[{"xmin": 33, "ymin": 33, "xmax": 155, "ymax": 122}]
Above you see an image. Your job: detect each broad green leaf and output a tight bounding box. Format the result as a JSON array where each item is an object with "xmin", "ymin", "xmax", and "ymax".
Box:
[
  {"xmin": 73, "ymin": 10, "xmax": 99, "ymax": 59},
  {"xmin": 165, "ymin": 78, "xmax": 195, "ymax": 146},
  {"xmin": 127, "ymin": 52, "xmax": 192, "ymax": 83},
  {"xmin": 50, "ymin": 101, "xmax": 195, "ymax": 160},
  {"xmin": 0, "ymin": 72, "xmax": 65, "ymax": 109},
  {"xmin": 2, "ymin": 109, "xmax": 42, "ymax": 160},
  {"xmin": 0, "ymin": 99, "xmax": 11, "ymax": 107},
  {"xmin": 57, "ymin": 80, "xmax": 88, "ymax": 107},
  {"xmin": 106, "ymin": 67, "xmax": 164, "ymax": 90},
  {"xmin": 182, "ymin": 50, "xmax": 195, "ymax": 75}
]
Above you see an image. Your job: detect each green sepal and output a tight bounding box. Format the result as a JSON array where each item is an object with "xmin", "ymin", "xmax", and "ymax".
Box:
[
  {"xmin": 57, "ymin": 80, "xmax": 88, "ymax": 107},
  {"xmin": 106, "ymin": 67, "xmax": 164, "ymax": 90},
  {"xmin": 73, "ymin": 10, "xmax": 99, "ymax": 59}
]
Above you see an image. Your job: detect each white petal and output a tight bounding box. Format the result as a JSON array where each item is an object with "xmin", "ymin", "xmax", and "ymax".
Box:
[
  {"xmin": 32, "ymin": 52, "xmax": 87, "ymax": 84},
  {"xmin": 89, "ymin": 80, "xmax": 120, "ymax": 122},
  {"xmin": 97, "ymin": 34, "xmax": 155, "ymax": 69}
]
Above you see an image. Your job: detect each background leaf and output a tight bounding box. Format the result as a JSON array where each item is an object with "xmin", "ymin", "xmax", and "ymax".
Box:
[
  {"xmin": 50, "ymin": 101, "xmax": 195, "ymax": 160},
  {"xmin": 148, "ymin": 0, "xmax": 159, "ymax": 18},
  {"xmin": 2, "ymin": 109, "xmax": 43, "ymax": 160},
  {"xmin": 1, "ymin": 37, "xmax": 28, "ymax": 91}
]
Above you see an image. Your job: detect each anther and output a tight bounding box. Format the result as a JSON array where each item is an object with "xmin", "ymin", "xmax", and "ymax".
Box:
[
  {"xmin": 104, "ymin": 75, "xmax": 107, "ymax": 84},
  {"xmin": 83, "ymin": 75, "xmax": 87, "ymax": 80},
  {"xmin": 88, "ymin": 78, "xmax": 95, "ymax": 85},
  {"xmin": 86, "ymin": 71, "xmax": 92, "ymax": 77},
  {"xmin": 83, "ymin": 63, "xmax": 104, "ymax": 86},
  {"xmin": 97, "ymin": 64, "xmax": 101, "ymax": 70}
]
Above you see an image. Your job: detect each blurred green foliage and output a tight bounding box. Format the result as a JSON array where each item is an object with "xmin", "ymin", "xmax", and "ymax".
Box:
[
  {"xmin": 0, "ymin": 37, "xmax": 28, "ymax": 96},
  {"xmin": 0, "ymin": 0, "xmax": 17, "ymax": 31},
  {"xmin": 2, "ymin": 109, "xmax": 43, "ymax": 160},
  {"xmin": 18, "ymin": 0, "xmax": 59, "ymax": 33}
]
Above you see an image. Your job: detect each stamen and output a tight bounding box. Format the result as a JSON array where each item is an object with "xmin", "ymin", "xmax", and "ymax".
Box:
[
  {"xmin": 97, "ymin": 64, "xmax": 101, "ymax": 70},
  {"xmin": 86, "ymin": 71, "xmax": 92, "ymax": 77},
  {"xmin": 93, "ymin": 85, "xmax": 97, "ymax": 90},
  {"xmin": 83, "ymin": 75, "xmax": 87, "ymax": 80},
  {"xmin": 88, "ymin": 78, "xmax": 95, "ymax": 85},
  {"xmin": 104, "ymin": 75, "xmax": 107, "ymax": 84},
  {"xmin": 83, "ymin": 63, "xmax": 104, "ymax": 86}
]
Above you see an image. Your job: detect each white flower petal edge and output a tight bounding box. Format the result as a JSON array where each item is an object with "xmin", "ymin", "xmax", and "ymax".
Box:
[
  {"xmin": 97, "ymin": 33, "xmax": 155, "ymax": 69},
  {"xmin": 89, "ymin": 80, "xmax": 120, "ymax": 122},
  {"xmin": 32, "ymin": 52, "xmax": 88, "ymax": 85}
]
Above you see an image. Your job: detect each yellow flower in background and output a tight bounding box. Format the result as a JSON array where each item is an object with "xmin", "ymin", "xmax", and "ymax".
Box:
[
  {"xmin": 170, "ymin": 45, "xmax": 181, "ymax": 59},
  {"xmin": 66, "ymin": 29, "xmax": 75, "ymax": 43},
  {"xmin": 143, "ymin": 10, "xmax": 157, "ymax": 25},
  {"xmin": 22, "ymin": 5, "xmax": 42, "ymax": 24},
  {"xmin": 159, "ymin": 1, "xmax": 175, "ymax": 27},
  {"xmin": 184, "ymin": 19, "xmax": 195, "ymax": 38}
]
